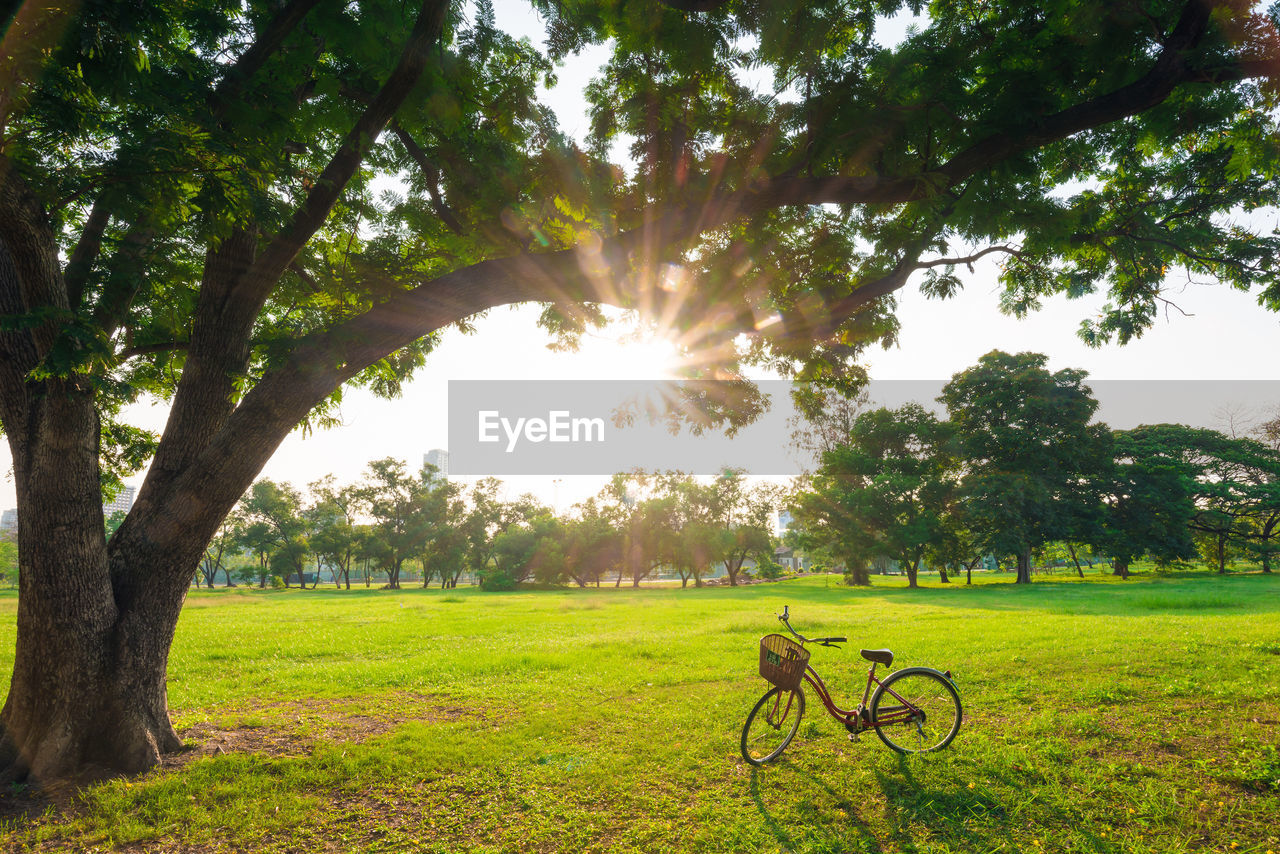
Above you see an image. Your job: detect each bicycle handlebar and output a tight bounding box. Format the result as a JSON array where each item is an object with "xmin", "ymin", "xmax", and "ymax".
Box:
[{"xmin": 777, "ymin": 605, "xmax": 844, "ymax": 647}]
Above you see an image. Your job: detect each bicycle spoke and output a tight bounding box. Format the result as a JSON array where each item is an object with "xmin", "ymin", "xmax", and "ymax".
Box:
[
  {"xmin": 871, "ymin": 670, "xmax": 961, "ymax": 754},
  {"xmin": 741, "ymin": 686, "xmax": 806, "ymax": 765}
]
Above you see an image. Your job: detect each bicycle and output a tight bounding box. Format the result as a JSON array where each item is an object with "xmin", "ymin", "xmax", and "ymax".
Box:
[{"xmin": 740, "ymin": 605, "xmax": 962, "ymax": 765}]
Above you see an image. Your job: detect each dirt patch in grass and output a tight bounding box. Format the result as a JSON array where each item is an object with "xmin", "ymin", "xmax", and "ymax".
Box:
[
  {"xmin": 163, "ymin": 692, "xmax": 487, "ymax": 768},
  {"xmin": 0, "ymin": 692, "xmax": 488, "ymax": 836}
]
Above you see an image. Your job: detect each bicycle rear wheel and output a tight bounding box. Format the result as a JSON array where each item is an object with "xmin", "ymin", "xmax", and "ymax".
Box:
[
  {"xmin": 740, "ymin": 685, "xmax": 805, "ymax": 766},
  {"xmin": 870, "ymin": 667, "xmax": 961, "ymax": 753}
]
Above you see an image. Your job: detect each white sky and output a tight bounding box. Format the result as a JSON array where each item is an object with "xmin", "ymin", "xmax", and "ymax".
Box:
[{"xmin": 3, "ymin": 2, "xmax": 1278, "ymax": 515}]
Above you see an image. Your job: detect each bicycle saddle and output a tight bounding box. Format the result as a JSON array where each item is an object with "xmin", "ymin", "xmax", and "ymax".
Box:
[{"xmin": 860, "ymin": 648, "xmax": 893, "ymax": 665}]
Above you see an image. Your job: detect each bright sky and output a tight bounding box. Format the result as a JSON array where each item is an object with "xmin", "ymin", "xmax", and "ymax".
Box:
[{"xmin": 2, "ymin": 2, "xmax": 1278, "ymax": 516}]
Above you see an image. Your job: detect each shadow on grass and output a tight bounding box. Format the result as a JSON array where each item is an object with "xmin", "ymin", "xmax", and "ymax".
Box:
[
  {"xmin": 747, "ymin": 754, "xmax": 1010, "ymax": 854},
  {"xmin": 750, "ymin": 763, "xmax": 888, "ymax": 854},
  {"xmin": 871, "ymin": 755, "xmax": 1008, "ymax": 852}
]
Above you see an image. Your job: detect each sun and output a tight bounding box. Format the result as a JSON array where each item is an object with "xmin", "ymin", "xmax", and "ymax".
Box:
[{"xmin": 569, "ymin": 317, "xmax": 685, "ymax": 381}]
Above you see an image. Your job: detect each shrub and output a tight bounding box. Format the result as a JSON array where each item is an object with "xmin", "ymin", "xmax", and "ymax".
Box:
[{"xmin": 478, "ymin": 569, "xmax": 517, "ymax": 591}]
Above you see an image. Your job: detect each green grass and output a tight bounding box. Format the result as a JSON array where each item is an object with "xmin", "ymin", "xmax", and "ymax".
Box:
[{"xmin": 1, "ymin": 571, "xmax": 1279, "ymax": 853}]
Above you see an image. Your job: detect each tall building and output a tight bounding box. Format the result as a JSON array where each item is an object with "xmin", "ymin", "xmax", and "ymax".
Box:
[
  {"xmin": 0, "ymin": 509, "xmax": 16, "ymax": 536},
  {"xmin": 424, "ymin": 449, "xmax": 449, "ymax": 482},
  {"xmin": 776, "ymin": 509, "xmax": 795, "ymax": 535},
  {"xmin": 103, "ymin": 484, "xmax": 137, "ymax": 517}
]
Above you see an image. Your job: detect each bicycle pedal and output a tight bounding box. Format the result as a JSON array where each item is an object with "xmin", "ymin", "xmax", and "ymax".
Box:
[{"xmin": 847, "ymin": 732, "xmax": 859, "ymax": 742}]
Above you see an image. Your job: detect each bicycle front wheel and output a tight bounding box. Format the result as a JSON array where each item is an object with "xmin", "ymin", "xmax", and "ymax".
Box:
[
  {"xmin": 740, "ymin": 685, "xmax": 805, "ymax": 766},
  {"xmin": 870, "ymin": 667, "xmax": 961, "ymax": 754}
]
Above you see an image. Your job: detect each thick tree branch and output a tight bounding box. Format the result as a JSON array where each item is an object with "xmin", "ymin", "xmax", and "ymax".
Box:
[
  {"xmin": 916, "ymin": 245, "xmax": 1026, "ymax": 269},
  {"xmin": 118, "ymin": 340, "xmax": 189, "ymax": 360},
  {"xmin": 208, "ymin": 0, "xmax": 324, "ymax": 119},
  {"xmin": 64, "ymin": 197, "xmax": 110, "ymax": 309},
  {"xmin": 89, "ymin": 222, "xmax": 154, "ymax": 338},
  {"xmin": 938, "ymin": 0, "xmax": 1213, "ymax": 185},
  {"xmin": 391, "ymin": 121, "xmax": 466, "ymax": 235},
  {"xmin": 231, "ymin": 0, "xmax": 450, "ymax": 308},
  {"xmin": 0, "ymin": 166, "xmax": 66, "ymax": 357},
  {"xmin": 58, "ymin": 0, "xmax": 321, "ymax": 329}
]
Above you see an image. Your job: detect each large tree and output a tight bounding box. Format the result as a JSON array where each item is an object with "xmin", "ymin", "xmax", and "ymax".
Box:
[
  {"xmin": 3, "ymin": 0, "xmax": 1280, "ymax": 780},
  {"xmin": 797, "ymin": 403, "xmax": 956, "ymax": 589},
  {"xmin": 1100, "ymin": 426, "xmax": 1199, "ymax": 578},
  {"xmin": 941, "ymin": 351, "xmax": 1110, "ymax": 583},
  {"xmin": 1121, "ymin": 423, "xmax": 1280, "ymax": 573}
]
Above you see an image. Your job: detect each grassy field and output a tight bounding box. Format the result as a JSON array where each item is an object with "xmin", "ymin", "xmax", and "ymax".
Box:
[{"xmin": 0, "ymin": 570, "xmax": 1278, "ymax": 853}]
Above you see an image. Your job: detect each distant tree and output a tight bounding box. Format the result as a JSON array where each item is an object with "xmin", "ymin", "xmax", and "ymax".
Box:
[
  {"xmin": 561, "ymin": 500, "xmax": 623, "ymax": 588},
  {"xmin": 797, "ymin": 404, "xmax": 956, "ymax": 589},
  {"xmin": 704, "ymin": 473, "xmax": 778, "ymax": 587},
  {"xmin": 236, "ymin": 480, "xmax": 309, "ymax": 587},
  {"xmin": 1096, "ymin": 426, "xmax": 1199, "ymax": 578},
  {"xmin": 461, "ymin": 479, "xmax": 541, "ymax": 587},
  {"xmin": 925, "ymin": 508, "xmax": 986, "ymax": 586},
  {"xmin": 0, "ymin": 533, "xmax": 17, "ymax": 588},
  {"xmin": 423, "ymin": 520, "xmax": 469, "ymax": 589},
  {"xmin": 1125, "ymin": 425, "xmax": 1280, "ymax": 573},
  {"xmin": 621, "ymin": 495, "xmax": 678, "ymax": 588},
  {"xmin": 1246, "ymin": 415, "xmax": 1280, "ymax": 573},
  {"xmin": 649, "ymin": 475, "xmax": 712, "ymax": 588},
  {"xmin": 789, "ymin": 387, "xmax": 871, "ymax": 463},
  {"xmin": 104, "ymin": 509, "xmax": 128, "ymax": 538},
  {"xmin": 486, "ymin": 512, "xmax": 563, "ymax": 589},
  {"xmin": 353, "ymin": 526, "xmax": 386, "ymax": 588},
  {"xmin": 199, "ymin": 520, "xmax": 238, "ymax": 588},
  {"xmin": 941, "ymin": 351, "xmax": 1109, "ymax": 584},
  {"xmin": 232, "ymin": 519, "xmax": 274, "ymax": 588},
  {"xmin": 357, "ymin": 458, "xmax": 451, "ymax": 589},
  {"xmin": 305, "ymin": 476, "xmax": 361, "ymax": 588}
]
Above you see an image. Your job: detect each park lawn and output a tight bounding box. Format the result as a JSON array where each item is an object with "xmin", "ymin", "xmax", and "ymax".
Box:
[{"xmin": 0, "ymin": 572, "xmax": 1278, "ymax": 853}]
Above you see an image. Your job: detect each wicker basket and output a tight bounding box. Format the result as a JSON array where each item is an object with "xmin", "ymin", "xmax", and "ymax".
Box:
[{"xmin": 758, "ymin": 633, "xmax": 810, "ymax": 691}]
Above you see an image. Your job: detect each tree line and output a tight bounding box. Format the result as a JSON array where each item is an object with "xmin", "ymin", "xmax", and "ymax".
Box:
[
  {"xmin": 792, "ymin": 351, "xmax": 1280, "ymax": 587},
  {"xmin": 195, "ymin": 463, "xmax": 783, "ymax": 591}
]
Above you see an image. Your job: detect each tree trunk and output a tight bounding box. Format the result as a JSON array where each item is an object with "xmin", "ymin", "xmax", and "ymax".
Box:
[
  {"xmin": 725, "ymin": 556, "xmax": 741, "ymax": 586},
  {"xmin": 1067, "ymin": 543, "xmax": 1084, "ymax": 578},
  {"xmin": 0, "ymin": 384, "xmax": 186, "ymax": 781},
  {"xmin": 905, "ymin": 556, "xmax": 919, "ymax": 589},
  {"xmin": 938, "ymin": 564, "xmax": 949, "ymax": 584},
  {"xmin": 1112, "ymin": 556, "xmax": 1130, "ymax": 579},
  {"xmin": 1015, "ymin": 547, "xmax": 1032, "ymax": 584},
  {"xmin": 1261, "ymin": 517, "xmax": 1277, "ymax": 573},
  {"xmin": 1217, "ymin": 533, "xmax": 1227, "ymax": 574}
]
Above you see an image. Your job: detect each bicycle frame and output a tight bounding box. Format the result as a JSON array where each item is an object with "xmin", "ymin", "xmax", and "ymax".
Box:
[{"xmin": 800, "ymin": 660, "xmax": 918, "ymax": 733}]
